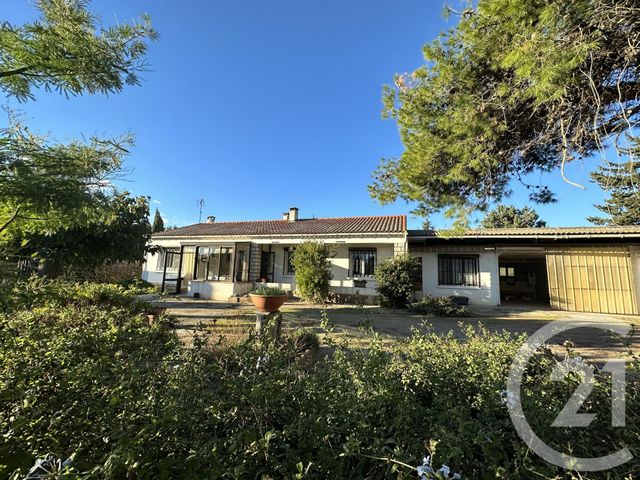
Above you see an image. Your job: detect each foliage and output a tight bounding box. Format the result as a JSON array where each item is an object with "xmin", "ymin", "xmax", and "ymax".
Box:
[
  {"xmin": 290, "ymin": 241, "xmax": 335, "ymax": 303},
  {"xmin": 152, "ymin": 208, "xmax": 165, "ymax": 233},
  {"xmin": 289, "ymin": 329, "xmax": 320, "ymax": 356},
  {"xmin": 421, "ymin": 218, "xmax": 434, "ymax": 230},
  {"xmin": 0, "ymin": 277, "xmax": 153, "ymax": 315},
  {"xmin": 374, "ymin": 255, "xmax": 421, "ymax": 308},
  {"xmin": 480, "ymin": 205, "xmax": 547, "ymax": 228},
  {"xmin": 251, "ymin": 285, "xmax": 286, "ymax": 296},
  {"xmin": 588, "ymin": 142, "xmax": 640, "ymax": 225},
  {"xmin": 0, "ymin": 0, "xmax": 156, "ymax": 272},
  {"xmin": 116, "ymin": 277, "xmax": 157, "ymax": 295},
  {"xmin": 1, "ymin": 285, "xmax": 637, "ymax": 479},
  {"xmin": 370, "ymin": 0, "xmax": 640, "ymax": 219},
  {"xmin": 0, "ymin": 0, "xmax": 156, "ymax": 101},
  {"xmin": 8, "ymin": 193, "xmax": 152, "ymax": 274},
  {"xmin": 408, "ymin": 295, "xmax": 470, "ymax": 317}
]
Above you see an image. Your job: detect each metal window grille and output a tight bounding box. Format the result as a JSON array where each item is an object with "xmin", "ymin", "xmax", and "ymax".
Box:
[
  {"xmin": 438, "ymin": 255, "xmax": 480, "ymax": 286},
  {"xmin": 350, "ymin": 249, "xmax": 377, "ymax": 277}
]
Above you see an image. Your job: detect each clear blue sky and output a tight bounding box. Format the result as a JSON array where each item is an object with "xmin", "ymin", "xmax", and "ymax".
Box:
[{"xmin": 5, "ymin": 1, "xmax": 610, "ymax": 228}]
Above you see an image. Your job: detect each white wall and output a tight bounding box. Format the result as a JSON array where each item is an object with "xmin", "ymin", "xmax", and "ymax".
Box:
[
  {"xmin": 267, "ymin": 243, "xmax": 395, "ymax": 296},
  {"xmin": 414, "ymin": 250, "xmax": 500, "ymax": 306}
]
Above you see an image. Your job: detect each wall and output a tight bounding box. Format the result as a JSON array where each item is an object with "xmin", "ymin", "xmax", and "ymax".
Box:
[
  {"xmin": 266, "ymin": 242, "xmax": 395, "ymax": 297},
  {"xmin": 410, "ymin": 246, "xmax": 500, "ymax": 306},
  {"xmin": 188, "ymin": 280, "xmax": 253, "ymax": 301},
  {"xmin": 141, "ymin": 236, "xmax": 408, "ymax": 301}
]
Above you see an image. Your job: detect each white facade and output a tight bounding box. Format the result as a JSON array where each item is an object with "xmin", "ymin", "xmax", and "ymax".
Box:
[
  {"xmin": 411, "ymin": 246, "xmax": 501, "ymax": 306},
  {"xmin": 141, "ymin": 235, "xmax": 406, "ymax": 302}
]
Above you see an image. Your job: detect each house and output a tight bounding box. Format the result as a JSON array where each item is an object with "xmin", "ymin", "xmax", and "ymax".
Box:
[
  {"xmin": 409, "ymin": 226, "xmax": 640, "ymax": 315},
  {"xmin": 142, "ymin": 208, "xmax": 640, "ymax": 315},
  {"xmin": 142, "ymin": 208, "xmax": 407, "ymax": 303}
]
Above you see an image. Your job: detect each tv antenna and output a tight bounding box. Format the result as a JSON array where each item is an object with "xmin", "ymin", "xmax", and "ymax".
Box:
[{"xmin": 197, "ymin": 198, "xmax": 205, "ymax": 223}]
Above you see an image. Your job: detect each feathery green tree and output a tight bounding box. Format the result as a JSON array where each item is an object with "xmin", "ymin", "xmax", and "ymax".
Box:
[
  {"xmin": 588, "ymin": 142, "xmax": 640, "ymax": 226},
  {"xmin": 481, "ymin": 205, "xmax": 546, "ymax": 228},
  {"xmin": 0, "ymin": 0, "xmax": 157, "ymax": 271},
  {"xmin": 370, "ymin": 0, "xmax": 640, "ymax": 220}
]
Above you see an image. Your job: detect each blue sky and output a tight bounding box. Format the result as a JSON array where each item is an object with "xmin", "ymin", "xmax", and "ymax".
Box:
[{"xmin": 5, "ymin": 1, "xmax": 610, "ymax": 229}]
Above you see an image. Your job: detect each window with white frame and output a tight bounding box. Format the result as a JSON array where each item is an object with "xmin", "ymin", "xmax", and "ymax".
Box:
[
  {"xmin": 437, "ymin": 254, "xmax": 480, "ymax": 287},
  {"xmin": 156, "ymin": 250, "xmax": 181, "ymax": 272},
  {"xmin": 349, "ymin": 248, "xmax": 377, "ymax": 277}
]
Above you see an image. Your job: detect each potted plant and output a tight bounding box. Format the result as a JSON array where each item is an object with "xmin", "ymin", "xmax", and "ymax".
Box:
[{"xmin": 249, "ymin": 286, "xmax": 288, "ymax": 313}]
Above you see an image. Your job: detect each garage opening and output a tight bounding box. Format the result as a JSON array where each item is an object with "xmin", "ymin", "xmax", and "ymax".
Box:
[{"xmin": 498, "ymin": 250, "xmax": 550, "ymax": 306}]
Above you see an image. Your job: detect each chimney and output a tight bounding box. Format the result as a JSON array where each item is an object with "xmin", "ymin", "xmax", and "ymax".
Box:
[
  {"xmin": 206, "ymin": 215, "xmax": 216, "ymax": 223},
  {"xmin": 282, "ymin": 212, "xmax": 289, "ymax": 221},
  {"xmin": 288, "ymin": 207, "xmax": 299, "ymax": 222}
]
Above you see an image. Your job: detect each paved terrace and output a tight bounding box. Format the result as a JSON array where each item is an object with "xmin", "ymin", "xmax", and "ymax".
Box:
[{"xmin": 147, "ymin": 295, "xmax": 640, "ymax": 362}]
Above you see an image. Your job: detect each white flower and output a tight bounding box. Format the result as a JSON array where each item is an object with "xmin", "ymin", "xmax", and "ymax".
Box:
[
  {"xmin": 438, "ymin": 465, "xmax": 450, "ymax": 476},
  {"xmin": 416, "ymin": 456, "xmax": 433, "ymax": 479}
]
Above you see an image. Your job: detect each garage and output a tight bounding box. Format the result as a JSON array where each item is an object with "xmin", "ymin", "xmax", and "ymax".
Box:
[{"xmin": 546, "ymin": 246, "xmax": 638, "ymax": 315}]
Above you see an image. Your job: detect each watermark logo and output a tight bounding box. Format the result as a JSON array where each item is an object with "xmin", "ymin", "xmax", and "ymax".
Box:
[{"xmin": 506, "ymin": 321, "xmax": 632, "ymax": 472}]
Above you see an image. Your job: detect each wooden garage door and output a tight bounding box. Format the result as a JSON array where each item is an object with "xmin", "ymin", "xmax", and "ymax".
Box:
[{"xmin": 546, "ymin": 247, "xmax": 638, "ymax": 315}]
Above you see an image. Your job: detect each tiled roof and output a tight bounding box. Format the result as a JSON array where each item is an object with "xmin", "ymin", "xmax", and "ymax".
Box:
[
  {"xmin": 153, "ymin": 215, "xmax": 406, "ymax": 238},
  {"xmin": 408, "ymin": 226, "xmax": 640, "ymax": 237}
]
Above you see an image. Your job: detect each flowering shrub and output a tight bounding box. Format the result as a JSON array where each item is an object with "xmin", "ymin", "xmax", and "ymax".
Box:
[{"xmin": 0, "ymin": 281, "xmax": 638, "ymax": 479}]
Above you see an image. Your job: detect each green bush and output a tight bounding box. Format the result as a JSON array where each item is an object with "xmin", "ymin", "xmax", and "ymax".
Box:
[
  {"xmin": 116, "ymin": 276, "xmax": 157, "ymax": 295},
  {"xmin": 252, "ymin": 285, "xmax": 286, "ymax": 296},
  {"xmin": 408, "ymin": 295, "xmax": 470, "ymax": 317},
  {"xmin": 0, "ymin": 277, "xmax": 151, "ymax": 315},
  {"xmin": 0, "ymin": 281, "xmax": 638, "ymax": 479},
  {"xmin": 290, "ymin": 241, "xmax": 335, "ymax": 303},
  {"xmin": 374, "ymin": 255, "xmax": 421, "ymax": 308}
]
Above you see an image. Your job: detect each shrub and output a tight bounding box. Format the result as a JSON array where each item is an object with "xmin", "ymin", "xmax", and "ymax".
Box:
[
  {"xmin": 374, "ymin": 254, "xmax": 421, "ymax": 308},
  {"xmin": 116, "ymin": 276, "xmax": 157, "ymax": 294},
  {"xmin": 252, "ymin": 285, "xmax": 286, "ymax": 296},
  {"xmin": 408, "ymin": 295, "xmax": 470, "ymax": 317},
  {"xmin": 290, "ymin": 241, "xmax": 335, "ymax": 303},
  {"xmin": 289, "ymin": 329, "xmax": 320, "ymax": 356},
  {"xmin": 1, "ymin": 282, "xmax": 637, "ymax": 479}
]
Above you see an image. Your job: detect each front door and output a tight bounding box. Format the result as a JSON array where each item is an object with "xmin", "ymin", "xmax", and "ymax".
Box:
[{"xmin": 259, "ymin": 251, "xmax": 275, "ymax": 282}]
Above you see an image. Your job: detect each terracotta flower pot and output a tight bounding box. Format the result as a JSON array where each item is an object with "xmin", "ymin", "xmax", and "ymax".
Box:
[{"xmin": 249, "ymin": 294, "xmax": 288, "ymax": 313}]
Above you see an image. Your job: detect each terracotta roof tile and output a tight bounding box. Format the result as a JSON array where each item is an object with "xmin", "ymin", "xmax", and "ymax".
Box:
[{"xmin": 153, "ymin": 215, "xmax": 406, "ymax": 238}]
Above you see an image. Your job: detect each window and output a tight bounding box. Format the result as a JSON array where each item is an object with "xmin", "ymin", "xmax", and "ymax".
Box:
[
  {"xmin": 350, "ymin": 248, "xmax": 377, "ymax": 277},
  {"xmin": 156, "ymin": 250, "xmax": 181, "ymax": 271},
  {"xmin": 499, "ymin": 266, "xmax": 515, "ymax": 278},
  {"xmin": 438, "ymin": 255, "xmax": 480, "ymax": 287},
  {"xmin": 235, "ymin": 244, "xmax": 251, "ymax": 282},
  {"xmin": 195, "ymin": 245, "xmax": 235, "ymax": 281},
  {"xmin": 283, "ymin": 247, "xmax": 295, "ymax": 276}
]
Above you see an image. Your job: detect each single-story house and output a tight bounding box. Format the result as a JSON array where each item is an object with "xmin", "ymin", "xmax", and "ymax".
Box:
[
  {"xmin": 143, "ymin": 208, "xmax": 407, "ymax": 303},
  {"xmin": 142, "ymin": 207, "xmax": 640, "ymax": 315}
]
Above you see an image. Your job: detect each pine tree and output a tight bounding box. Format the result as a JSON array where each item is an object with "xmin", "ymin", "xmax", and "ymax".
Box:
[
  {"xmin": 588, "ymin": 148, "xmax": 640, "ymax": 226},
  {"xmin": 481, "ymin": 205, "xmax": 546, "ymax": 228},
  {"xmin": 152, "ymin": 209, "xmax": 165, "ymax": 233}
]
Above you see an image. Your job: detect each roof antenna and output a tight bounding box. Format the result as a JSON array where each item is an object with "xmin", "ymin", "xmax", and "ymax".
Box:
[{"xmin": 197, "ymin": 198, "xmax": 205, "ymax": 223}]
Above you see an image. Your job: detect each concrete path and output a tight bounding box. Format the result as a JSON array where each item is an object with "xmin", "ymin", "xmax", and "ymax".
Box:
[{"xmin": 152, "ymin": 296, "xmax": 640, "ymax": 362}]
